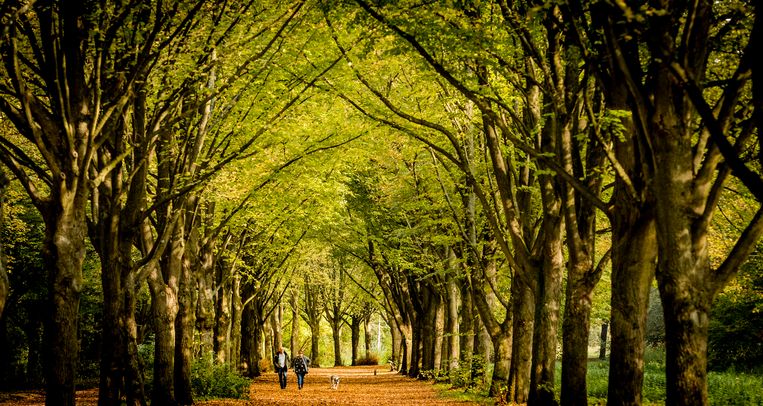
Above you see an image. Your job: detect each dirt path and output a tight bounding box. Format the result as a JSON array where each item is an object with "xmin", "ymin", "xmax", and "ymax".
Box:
[
  {"xmin": 0, "ymin": 366, "xmax": 484, "ymax": 405},
  {"xmin": 201, "ymin": 365, "xmax": 481, "ymax": 405}
]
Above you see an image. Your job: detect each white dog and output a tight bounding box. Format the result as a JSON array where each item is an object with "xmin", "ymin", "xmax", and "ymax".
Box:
[{"xmin": 330, "ymin": 374, "xmax": 341, "ymax": 390}]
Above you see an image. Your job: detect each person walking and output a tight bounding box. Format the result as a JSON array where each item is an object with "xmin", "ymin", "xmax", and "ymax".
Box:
[
  {"xmin": 273, "ymin": 346, "xmax": 290, "ymax": 389},
  {"xmin": 292, "ymin": 350, "xmax": 311, "ymax": 390}
]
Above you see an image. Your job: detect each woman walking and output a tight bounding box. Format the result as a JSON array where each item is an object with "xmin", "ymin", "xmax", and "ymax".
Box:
[{"xmin": 292, "ymin": 350, "xmax": 311, "ymax": 390}]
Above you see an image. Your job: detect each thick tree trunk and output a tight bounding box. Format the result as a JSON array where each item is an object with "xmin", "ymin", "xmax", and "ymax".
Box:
[
  {"xmin": 252, "ymin": 309, "xmax": 265, "ymax": 376},
  {"xmin": 263, "ymin": 319, "xmax": 273, "ymax": 368},
  {"xmin": 561, "ymin": 267, "xmax": 596, "ymax": 406},
  {"xmin": 599, "ymin": 323, "xmax": 608, "ymax": 360},
  {"xmin": 608, "ymin": 210, "xmax": 656, "ymax": 406},
  {"xmin": 231, "ymin": 275, "xmax": 242, "ymax": 371},
  {"xmin": 660, "ymin": 288, "xmax": 711, "ymax": 406},
  {"xmin": 421, "ymin": 287, "xmax": 438, "ymax": 372},
  {"xmin": 350, "ymin": 316, "xmax": 361, "ymax": 365},
  {"xmin": 149, "ymin": 281, "xmax": 179, "ymax": 405},
  {"xmin": 492, "ymin": 334, "xmax": 512, "ymax": 398},
  {"xmin": 43, "ymin": 198, "xmax": 87, "ymax": 406},
  {"xmin": 433, "ymin": 298, "xmax": 445, "ymax": 374},
  {"xmin": 399, "ymin": 323, "xmax": 412, "ymax": 375},
  {"xmin": 309, "ymin": 320, "xmax": 321, "ymax": 368},
  {"xmin": 446, "ymin": 277, "xmax": 460, "ymax": 377},
  {"xmin": 197, "ymin": 252, "xmax": 215, "ymax": 359},
  {"xmin": 290, "ymin": 291, "xmax": 299, "ymax": 356},
  {"xmin": 330, "ymin": 317, "xmax": 343, "ymax": 366},
  {"xmin": 509, "ymin": 277, "xmax": 534, "ymax": 404},
  {"xmin": 174, "ymin": 259, "xmax": 196, "ymax": 406},
  {"xmin": 123, "ymin": 275, "xmax": 147, "ymax": 406},
  {"xmin": 364, "ymin": 316, "xmax": 373, "ymax": 358},
  {"xmin": 271, "ymin": 303, "xmax": 283, "ymax": 351},
  {"xmin": 214, "ymin": 263, "xmax": 232, "ymax": 365},
  {"xmin": 97, "ymin": 252, "xmax": 128, "ymax": 406},
  {"xmin": 408, "ymin": 313, "xmax": 423, "ymax": 378},
  {"xmin": 0, "ymin": 170, "xmax": 8, "ymax": 318},
  {"xmin": 240, "ymin": 290, "xmax": 255, "ymax": 377},
  {"xmin": 389, "ymin": 317, "xmax": 401, "ymax": 368},
  {"xmin": 459, "ymin": 284, "xmax": 474, "ymax": 374},
  {"xmin": 529, "ymin": 253, "xmax": 564, "ymax": 406}
]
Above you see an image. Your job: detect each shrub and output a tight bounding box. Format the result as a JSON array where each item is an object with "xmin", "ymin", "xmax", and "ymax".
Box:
[
  {"xmin": 258, "ymin": 358, "xmax": 273, "ymax": 373},
  {"xmin": 355, "ymin": 354, "xmax": 379, "ymax": 366},
  {"xmin": 191, "ymin": 357, "xmax": 251, "ymax": 400}
]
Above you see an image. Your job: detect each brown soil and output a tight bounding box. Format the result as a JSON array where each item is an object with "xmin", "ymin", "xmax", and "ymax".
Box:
[{"xmin": 0, "ymin": 366, "xmax": 484, "ymax": 405}]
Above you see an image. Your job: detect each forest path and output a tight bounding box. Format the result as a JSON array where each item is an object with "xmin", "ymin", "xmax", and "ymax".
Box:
[
  {"xmin": 0, "ymin": 365, "xmax": 483, "ymax": 405},
  {"xmin": 200, "ymin": 365, "xmax": 482, "ymax": 405}
]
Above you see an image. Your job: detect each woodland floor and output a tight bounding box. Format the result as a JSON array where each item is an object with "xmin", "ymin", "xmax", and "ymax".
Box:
[{"xmin": 0, "ymin": 365, "xmax": 484, "ymax": 405}]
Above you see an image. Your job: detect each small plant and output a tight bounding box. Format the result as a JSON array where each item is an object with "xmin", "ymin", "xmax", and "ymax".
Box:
[{"xmin": 191, "ymin": 356, "xmax": 251, "ymax": 400}]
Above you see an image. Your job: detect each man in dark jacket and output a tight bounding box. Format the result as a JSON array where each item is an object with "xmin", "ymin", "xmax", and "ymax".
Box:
[{"xmin": 273, "ymin": 346, "xmax": 290, "ymax": 389}]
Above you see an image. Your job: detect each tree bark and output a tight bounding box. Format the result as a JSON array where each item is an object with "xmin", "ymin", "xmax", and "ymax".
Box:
[
  {"xmin": 174, "ymin": 257, "xmax": 196, "ymax": 406},
  {"xmin": 608, "ymin": 207, "xmax": 656, "ymax": 406},
  {"xmin": 351, "ymin": 315, "xmax": 362, "ymax": 365},
  {"xmin": 231, "ymin": 274, "xmax": 243, "ymax": 371},
  {"xmin": 509, "ymin": 277, "xmax": 534, "ymax": 404},
  {"xmin": 214, "ymin": 259, "xmax": 232, "ymax": 365},
  {"xmin": 0, "ymin": 169, "xmax": 8, "ymax": 319},
  {"xmin": 599, "ymin": 323, "xmax": 608, "ymax": 360},
  {"xmin": 42, "ymin": 194, "xmax": 88, "ymax": 406},
  {"xmin": 290, "ymin": 290, "xmax": 299, "ymax": 356},
  {"xmin": 309, "ymin": 320, "xmax": 321, "ymax": 368},
  {"xmin": 433, "ymin": 297, "xmax": 445, "ymax": 374},
  {"xmin": 149, "ymin": 273, "xmax": 179, "ymax": 405},
  {"xmin": 446, "ymin": 276, "xmax": 461, "ymax": 378},
  {"xmin": 459, "ymin": 283, "xmax": 474, "ymax": 375},
  {"xmin": 364, "ymin": 315, "xmax": 373, "ymax": 358}
]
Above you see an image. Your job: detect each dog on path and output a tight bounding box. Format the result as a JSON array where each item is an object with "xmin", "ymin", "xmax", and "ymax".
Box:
[{"xmin": 329, "ymin": 375, "xmax": 341, "ymax": 390}]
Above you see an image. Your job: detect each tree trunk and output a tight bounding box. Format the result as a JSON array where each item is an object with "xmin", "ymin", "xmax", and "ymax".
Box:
[
  {"xmin": 309, "ymin": 320, "xmax": 321, "ymax": 368},
  {"xmin": 42, "ymin": 196, "xmax": 87, "ymax": 406},
  {"xmin": 197, "ymin": 250, "xmax": 216, "ymax": 359},
  {"xmin": 529, "ymin": 243, "xmax": 564, "ymax": 406},
  {"xmin": 214, "ymin": 262, "xmax": 232, "ymax": 365},
  {"xmin": 599, "ymin": 323, "xmax": 608, "ymax": 360},
  {"xmin": 659, "ymin": 283, "xmax": 711, "ymax": 406},
  {"xmin": 124, "ymin": 274, "xmax": 147, "ymax": 406},
  {"xmin": 608, "ymin": 210, "xmax": 656, "ymax": 406},
  {"xmin": 231, "ymin": 274, "xmax": 242, "ymax": 371},
  {"xmin": 421, "ymin": 286, "xmax": 438, "ymax": 372},
  {"xmin": 330, "ymin": 315, "xmax": 343, "ymax": 366},
  {"xmin": 446, "ymin": 277, "xmax": 460, "ymax": 378},
  {"xmin": 271, "ymin": 304, "xmax": 283, "ymax": 352},
  {"xmin": 509, "ymin": 277, "xmax": 534, "ymax": 404},
  {"xmin": 149, "ymin": 279, "xmax": 179, "ymax": 405},
  {"xmin": 408, "ymin": 312, "xmax": 423, "ymax": 378},
  {"xmin": 290, "ymin": 290, "xmax": 299, "ymax": 356},
  {"xmin": 0, "ymin": 170, "xmax": 8, "ymax": 318},
  {"xmin": 351, "ymin": 316, "xmax": 362, "ymax": 365},
  {"xmin": 390, "ymin": 317, "xmax": 401, "ymax": 368},
  {"xmin": 433, "ymin": 298, "xmax": 445, "ymax": 374},
  {"xmin": 492, "ymin": 334, "xmax": 512, "ymax": 399},
  {"xmin": 174, "ymin": 259, "xmax": 196, "ymax": 406},
  {"xmin": 459, "ymin": 284, "xmax": 474, "ymax": 374},
  {"xmin": 399, "ymin": 323, "xmax": 412, "ymax": 375},
  {"xmin": 364, "ymin": 315, "xmax": 373, "ymax": 358},
  {"xmin": 561, "ymin": 267, "xmax": 596, "ymax": 406},
  {"xmin": 240, "ymin": 288, "xmax": 255, "ymax": 377}
]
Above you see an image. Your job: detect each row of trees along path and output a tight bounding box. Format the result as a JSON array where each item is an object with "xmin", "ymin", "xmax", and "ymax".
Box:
[{"xmin": 0, "ymin": 366, "xmax": 478, "ymax": 406}]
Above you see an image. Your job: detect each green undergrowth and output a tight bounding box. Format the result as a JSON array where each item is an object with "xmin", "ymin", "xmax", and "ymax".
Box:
[
  {"xmin": 433, "ymin": 382, "xmax": 495, "ymax": 405},
  {"xmin": 559, "ymin": 347, "xmax": 763, "ymax": 405}
]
